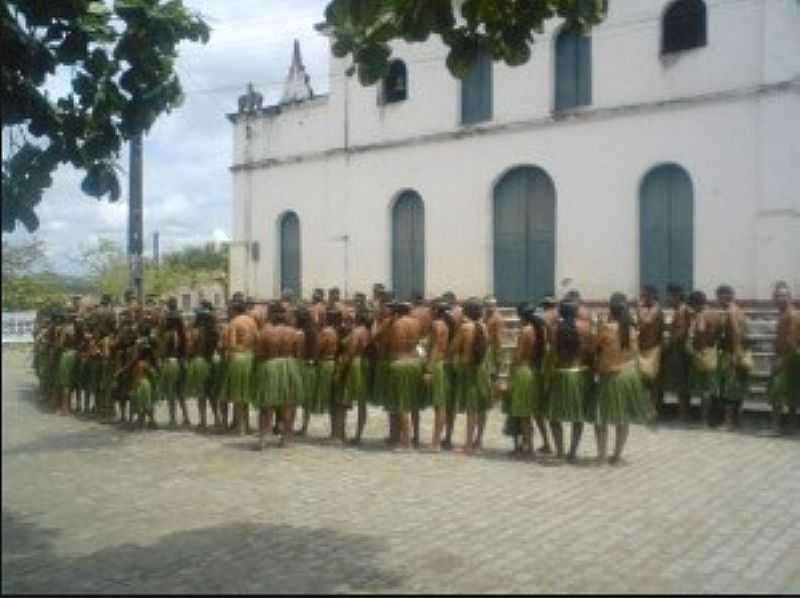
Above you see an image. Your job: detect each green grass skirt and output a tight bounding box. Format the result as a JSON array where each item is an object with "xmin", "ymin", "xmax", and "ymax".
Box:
[
  {"xmin": 299, "ymin": 361, "xmax": 318, "ymax": 410},
  {"xmin": 452, "ymin": 359, "xmax": 489, "ymax": 413},
  {"xmin": 255, "ymin": 357, "xmax": 302, "ymax": 408},
  {"xmin": 508, "ymin": 364, "xmax": 543, "ymax": 418},
  {"xmin": 370, "ymin": 359, "xmax": 391, "ymax": 407},
  {"xmin": 548, "ymin": 368, "xmax": 592, "ymax": 423},
  {"xmin": 688, "ymin": 362, "xmax": 718, "ymax": 401},
  {"xmin": 58, "ymin": 350, "xmax": 78, "ymax": 390},
  {"xmin": 208, "ymin": 354, "xmax": 224, "ymax": 401},
  {"xmin": 184, "ymin": 356, "xmax": 210, "ymax": 399},
  {"xmin": 385, "ymin": 358, "xmax": 423, "ymax": 413},
  {"xmin": 308, "ymin": 360, "xmax": 335, "ymax": 414},
  {"xmin": 662, "ymin": 341, "xmax": 690, "ymax": 395},
  {"xmin": 96, "ymin": 360, "xmax": 114, "ymax": 401},
  {"xmin": 132, "ymin": 377, "xmax": 155, "ymax": 414},
  {"xmin": 430, "ymin": 360, "xmax": 452, "ymax": 409},
  {"xmin": 220, "ymin": 352, "xmax": 253, "ymax": 405},
  {"xmin": 716, "ymin": 351, "xmax": 745, "ymax": 404},
  {"xmin": 159, "ymin": 357, "xmax": 183, "ymax": 401},
  {"xmin": 592, "ymin": 365, "xmax": 655, "ymax": 425},
  {"xmin": 768, "ymin": 351, "xmax": 800, "ymax": 408},
  {"xmin": 343, "ymin": 357, "xmax": 369, "ymax": 407}
]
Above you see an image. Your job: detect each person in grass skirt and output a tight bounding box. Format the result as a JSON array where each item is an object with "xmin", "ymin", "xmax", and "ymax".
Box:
[
  {"xmin": 157, "ymin": 300, "xmax": 190, "ymax": 428},
  {"xmin": 548, "ymin": 300, "xmax": 595, "ymax": 462},
  {"xmin": 686, "ymin": 291, "xmax": 720, "ymax": 427},
  {"xmin": 592, "ymin": 293, "xmax": 656, "ymax": 465},
  {"xmin": 715, "ymin": 285, "xmax": 749, "ymax": 431},
  {"xmin": 130, "ymin": 337, "xmax": 160, "ymax": 430},
  {"xmin": 294, "ymin": 305, "xmax": 319, "ymax": 436},
  {"xmin": 662, "ymin": 284, "xmax": 692, "ymax": 421},
  {"xmin": 341, "ymin": 308, "xmax": 372, "ymax": 445},
  {"xmin": 769, "ymin": 281, "xmax": 800, "ymax": 435},
  {"xmin": 507, "ymin": 304, "xmax": 547, "ymax": 457}
]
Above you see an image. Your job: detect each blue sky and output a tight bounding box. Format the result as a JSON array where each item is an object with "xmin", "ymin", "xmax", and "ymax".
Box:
[{"xmin": 4, "ymin": 0, "xmax": 331, "ymax": 274}]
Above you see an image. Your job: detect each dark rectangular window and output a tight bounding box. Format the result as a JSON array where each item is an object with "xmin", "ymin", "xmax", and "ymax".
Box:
[{"xmin": 461, "ymin": 49, "xmax": 492, "ymax": 125}]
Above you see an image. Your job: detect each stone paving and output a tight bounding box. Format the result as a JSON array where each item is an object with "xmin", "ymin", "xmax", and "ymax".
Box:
[{"xmin": 2, "ymin": 348, "xmax": 799, "ymax": 594}]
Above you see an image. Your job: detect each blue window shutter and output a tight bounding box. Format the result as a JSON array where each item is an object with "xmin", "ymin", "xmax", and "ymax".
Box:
[
  {"xmin": 280, "ymin": 212, "xmax": 301, "ymax": 297},
  {"xmin": 392, "ymin": 192, "xmax": 425, "ymax": 300},
  {"xmin": 556, "ymin": 30, "xmax": 591, "ymax": 111},
  {"xmin": 462, "ymin": 49, "xmax": 492, "ymax": 124}
]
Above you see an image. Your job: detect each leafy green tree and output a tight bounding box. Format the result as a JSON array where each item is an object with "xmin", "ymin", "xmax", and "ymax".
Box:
[
  {"xmin": 1, "ymin": 0, "xmax": 210, "ymax": 233},
  {"xmin": 318, "ymin": 0, "xmax": 607, "ymax": 84},
  {"xmin": 1, "ymin": 238, "xmax": 64, "ymax": 309}
]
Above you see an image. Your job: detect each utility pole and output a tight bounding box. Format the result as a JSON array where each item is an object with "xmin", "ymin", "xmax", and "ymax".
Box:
[
  {"xmin": 153, "ymin": 231, "xmax": 160, "ymax": 268},
  {"xmin": 128, "ymin": 133, "xmax": 144, "ymax": 304}
]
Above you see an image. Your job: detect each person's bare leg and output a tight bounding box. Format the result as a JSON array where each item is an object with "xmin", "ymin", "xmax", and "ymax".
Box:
[
  {"xmin": 179, "ymin": 398, "xmax": 191, "ymax": 427},
  {"xmin": 567, "ymin": 422, "xmax": 583, "ymax": 462},
  {"xmin": 280, "ymin": 405, "xmax": 295, "ymax": 447},
  {"xmin": 464, "ymin": 411, "xmax": 476, "ymax": 455},
  {"xmin": 535, "ymin": 417, "xmax": 552, "ymax": 454},
  {"xmin": 610, "ymin": 423, "xmax": 629, "ymax": 464},
  {"xmin": 443, "ymin": 408, "xmax": 455, "ymax": 450},
  {"xmin": 396, "ymin": 413, "xmax": 410, "ymax": 449},
  {"xmin": 701, "ymin": 396, "xmax": 712, "ymax": 428},
  {"xmin": 475, "ymin": 412, "xmax": 487, "ymax": 451},
  {"xmin": 724, "ymin": 404, "xmax": 736, "ymax": 431},
  {"xmin": 198, "ymin": 399, "xmax": 208, "ymax": 431},
  {"xmin": 258, "ymin": 409, "xmax": 268, "ymax": 450},
  {"xmin": 168, "ymin": 399, "xmax": 178, "ymax": 428},
  {"xmin": 353, "ymin": 400, "xmax": 367, "ymax": 445},
  {"xmin": 411, "ymin": 409, "xmax": 420, "ymax": 448},
  {"xmin": 431, "ymin": 407, "xmax": 444, "ymax": 452},
  {"xmin": 550, "ymin": 422, "xmax": 564, "ymax": 458},
  {"xmin": 300, "ymin": 408, "xmax": 310, "ymax": 436},
  {"xmin": 595, "ymin": 424, "xmax": 608, "ymax": 462},
  {"xmin": 521, "ymin": 418, "xmax": 533, "ymax": 457}
]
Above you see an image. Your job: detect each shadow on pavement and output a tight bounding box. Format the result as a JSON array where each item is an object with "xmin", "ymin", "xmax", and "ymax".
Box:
[{"xmin": 2, "ymin": 509, "xmax": 404, "ymax": 594}]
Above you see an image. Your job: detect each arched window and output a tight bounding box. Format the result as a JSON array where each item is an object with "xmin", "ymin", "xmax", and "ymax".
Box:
[
  {"xmin": 662, "ymin": 0, "xmax": 707, "ymax": 55},
  {"xmin": 555, "ymin": 28, "xmax": 591, "ymax": 111},
  {"xmin": 382, "ymin": 60, "xmax": 407, "ymax": 104},
  {"xmin": 392, "ymin": 191, "xmax": 424, "ymax": 300},
  {"xmin": 640, "ymin": 164, "xmax": 694, "ymax": 297},
  {"xmin": 461, "ymin": 47, "xmax": 492, "ymax": 124},
  {"xmin": 494, "ymin": 166, "xmax": 556, "ymax": 305},
  {"xmin": 279, "ymin": 211, "xmax": 301, "ymax": 298}
]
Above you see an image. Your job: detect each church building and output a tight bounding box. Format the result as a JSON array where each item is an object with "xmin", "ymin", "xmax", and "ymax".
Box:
[{"xmin": 228, "ymin": 0, "xmax": 799, "ymax": 304}]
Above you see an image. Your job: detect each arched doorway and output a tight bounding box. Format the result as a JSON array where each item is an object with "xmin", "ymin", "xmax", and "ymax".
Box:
[
  {"xmin": 279, "ymin": 211, "xmax": 301, "ymax": 297},
  {"xmin": 392, "ymin": 190, "xmax": 425, "ymax": 300},
  {"xmin": 640, "ymin": 164, "xmax": 694, "ymax": 296},
  {"xmin": 493, "ymin": 166, "xmax": 556, "ymax": 305}
]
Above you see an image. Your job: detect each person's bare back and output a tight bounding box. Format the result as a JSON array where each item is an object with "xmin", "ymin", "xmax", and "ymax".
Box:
[
  {"xmin": 637, "ymin": 303, "xmax": 664, "ymax": 352},
  {"xmin": 429, "ymin": 319, "xmax": 449, "ymax": 363},
  {"xmin": 319, "ymin": 326, "xmax": 338, "ymax": 360},
  {"xmin": 514, "ymin": 324, "xmax": 536, "ymax": 367},
  {"xmin": 229, "ymin": 314, "xmax": 258, "ymax": 353},
  {"xmin": 389, "ymin": 314, "xmax": 421, "ymax": 360},
  {"xmin": 411, "ymin": 305, "xmax": 432, "ymax": 339}
]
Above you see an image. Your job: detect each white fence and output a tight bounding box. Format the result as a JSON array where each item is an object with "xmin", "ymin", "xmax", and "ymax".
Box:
[{"xmin": 2, "ymin": 311, "xmax": 36, "ymax": 344}]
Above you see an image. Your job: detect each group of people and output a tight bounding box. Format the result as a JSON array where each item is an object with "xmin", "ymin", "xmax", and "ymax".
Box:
[{"xmin": 32, "ymin": 280, "xmax": 798, "ymax": 464}]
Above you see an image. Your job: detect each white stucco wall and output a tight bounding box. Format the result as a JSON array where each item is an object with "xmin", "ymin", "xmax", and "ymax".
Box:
[{"xmin": 230, "ymin": 0, "xmax": 800, "ymax": 302}]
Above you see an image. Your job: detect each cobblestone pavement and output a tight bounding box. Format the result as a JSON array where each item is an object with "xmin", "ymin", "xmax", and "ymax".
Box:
[{"xmin": 3, "ymin": 348, "xmax": 799, "ymax": 594}]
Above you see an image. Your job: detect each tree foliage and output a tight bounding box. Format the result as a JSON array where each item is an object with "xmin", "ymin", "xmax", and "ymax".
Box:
[
  {"xmin": 1, "ymin": 0, "xmax": 210, "ymax": 233},
  {"xmin": 78, "ymin": 238, "xmax": 227, "ymax": 300},
  {"xmin": 1, "ymin": 238, "xmax": 65, "ymax": 310},
  {"xmin": 317, "ymin": 0, "xmax": 607, "ymax": 85}
]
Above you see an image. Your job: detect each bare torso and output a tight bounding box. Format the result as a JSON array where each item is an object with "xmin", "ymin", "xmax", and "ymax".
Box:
[
  {"xmin": 429, "ymin": 320, "xmax": 450, "ymax": 363},
  {"xmin": 595, "ymin": 321, "xmax": 638, "ymax": 373},
  {"xmin": 637, "ymin": 303, "xmax": 665, "ymax": 351},
  {"xmin": 228, "ymin": 314, "xmax": 258, "ymax": 353},
  {"xmin": 389, "ymin": 315, "xmax": 421, "ymax": 360},
  {"xmin": 319, "ymin": 326, "xmax": 339, "ymax": 360}
]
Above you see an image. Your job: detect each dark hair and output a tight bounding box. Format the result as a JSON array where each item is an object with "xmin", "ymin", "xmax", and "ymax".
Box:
[
  {"xmin": 530, "ymin": 311, "xmax": 547, "ymax": 369},
  {"xmin": 464, "ymin": 301, "xmax": 487, "ymax": 365},
  {"xmin": 295, "ymin": 307, "xmax": 319, "ymax": 359},
  {"xmin": 688, "ymin": 290, "xmax": 706, "ymax": 310},
  {"xmin": 716, "ymin": 284, "xmax": 734, "ymax": 299},
  {"xmin": 557, "ymin": 301, "xmax": 580, "ymax": 363},
  {"xmin": 434, "ymin": 303, "xmax": 456, "ymax": 342},
  {"xmin": 666, "ymin": 283, "xmax": 685, "ymax": 299},
  {"xmin": 565, "ymin": 290, "xmax": 582, "ymax": 303},
  {"xmin": 642, "ymin": 285, "xmax": 659, "ymax": 300},
  {"xmin": 326, "ymin": 309, "xmax": 342, "ymax": 328},
  {"xmin": 609, "ymin": 293, "xmax": 632, "ymax": 350},
  {"xmin": 395, "ymin": 303, "xmax": 412, "ymax": 316},
  {"xmin": 516, "ymin": 302, "xmax": 529, "ymax": 318}
]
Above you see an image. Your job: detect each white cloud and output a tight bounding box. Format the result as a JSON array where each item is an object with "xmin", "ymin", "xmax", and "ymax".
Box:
[{"xmin": 4, "ymin": 0, "xmax": 330, "ymax": 275}]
